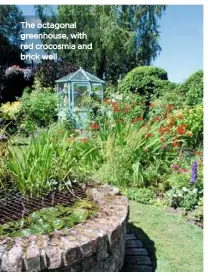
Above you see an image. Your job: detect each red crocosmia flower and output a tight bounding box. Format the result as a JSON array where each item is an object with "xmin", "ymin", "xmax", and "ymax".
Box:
[
  {"xmin": 132, "ymin": 118, "xmax": 138, "ymax": 123},
  {"xmin": 81, "ymin": 138, "xmax": 88, "ymax": 143},
  {"xmin": 103, "ymin": 98, "xmax": 109, "ymax": 104},
  {"xmin": 195, "ymin": 150, "xmax": 201, "ymax": 155},
  {"xmin": 177, "ymin": 124, "xmax": 186, "ymax": 135},
  {"xmin": 153, "ymin": 117, "xmax": 161, "ymax": 122},
  {"xmin": 172, "ymin": 141, "xmax": 180, "ymax": 147},
  {"xmin": 111, "ymin": 101, "xmax": 118, "ymax": 107},
  {"xmin": 167, "ymin": 104, "xmax": 175, "ymax": 111},
  {"xmin": 160, "ymin": 137, "xmax": 165, "ymax": 143},
  {"xmin": 124, "ymin": 105, "xmax": 130, "ymax": 113},
  {"xmin": 132, "ymin": 116, "xmax": 143, "ymax": 123},
  {"xmin": 89, "ymin": 123, "xmax": 99, "ymax": 130},
  {"xmin": 172, "ymin": 135, "xmax": 180, "ymax": 147},
  {"xmin": 177, "ymin": 114, "xmax": 184, "ymax": 120},
  {"xmin": 168, "ymin": 116, "xmax": 175, "ymax": 127},
  {"xmin": 159, "ymin": 126, "xmax": 170, "ymax": 136},
  {"xmin": 150, "ymin": 103, "xmax": 155, "ymax": 108},
  {"xmin": 146, "ymin": 133, "xmax": 152, "ymax": 138},
  {"xmin": 132, "ymin": 101, "xmax": 137, "ymax": 106},
  {"xmin": 113, "ymin": 106, "xmax": 120, "ymax": 112}
]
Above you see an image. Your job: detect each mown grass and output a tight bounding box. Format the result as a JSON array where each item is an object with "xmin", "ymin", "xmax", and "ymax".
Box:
[{"xmin": 128, "ymin": 201, "xmax": 203, "ymax": 272}]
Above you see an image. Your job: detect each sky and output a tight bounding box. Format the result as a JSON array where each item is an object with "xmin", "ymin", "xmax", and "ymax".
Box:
[{"xmin": 18, "ymin": 5, "xmax": 203, "ymax": 83}]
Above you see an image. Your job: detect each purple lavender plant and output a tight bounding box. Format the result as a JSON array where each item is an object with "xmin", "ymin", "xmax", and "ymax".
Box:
[{"xmin": 189, "ymin": 161, "xmax": 198, "ymax": 184}]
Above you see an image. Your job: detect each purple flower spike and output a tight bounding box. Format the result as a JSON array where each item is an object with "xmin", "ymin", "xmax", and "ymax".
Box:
[{"xmin": 189, "ymin": 161, "xmax": 198, "ymax": 184}]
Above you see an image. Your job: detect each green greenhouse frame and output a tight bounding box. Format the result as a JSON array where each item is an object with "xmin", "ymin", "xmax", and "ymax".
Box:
[{"xmin": 55, "ymin": 68, "xmax": 105, "ymax": 129}]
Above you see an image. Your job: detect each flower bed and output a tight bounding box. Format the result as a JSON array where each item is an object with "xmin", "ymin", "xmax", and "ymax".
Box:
[{"xmin": 0, "ymin": 185, "xmax": 128, "ymax": 272}]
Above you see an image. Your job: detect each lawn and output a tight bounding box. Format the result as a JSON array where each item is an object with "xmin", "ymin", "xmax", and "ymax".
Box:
[{"xmin": 128, "ymin": 201, "xmax": 203, "ymax": 272}]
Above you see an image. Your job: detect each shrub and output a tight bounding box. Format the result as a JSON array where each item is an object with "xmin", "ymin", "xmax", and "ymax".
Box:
[
  {"xmin": 20, "ymin": 79, "xmax": 58, "ymax": 134},
  {"xmin": 0, "ymin": 101, "xmax": 22, "ymax": 121},
  {"xmin": 118, "ymin": 66, "xmax": 170, "ymax": 108},
  {"xmin": 165, "ymin": 186, "xmax": 202, "ymax": 210},
  {"xmin": 179, "ymin": 70, "xmax": 203, "ymax": 106},
  {"xmin": 125, "ymin": 188, "xmax": 155, "ymax": 204},
  {"xmin": 1, "ymin": 65, "xmax": 34, "ymax": 103},
  {"xmin": 35, "ymin": 60, "xmax": 77, "ymax": 88}
]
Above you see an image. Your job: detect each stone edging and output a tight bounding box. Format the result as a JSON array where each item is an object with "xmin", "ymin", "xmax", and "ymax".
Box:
[{"xmin": 0, "ymin": 185, "xmax": 128, "ymax": 272}]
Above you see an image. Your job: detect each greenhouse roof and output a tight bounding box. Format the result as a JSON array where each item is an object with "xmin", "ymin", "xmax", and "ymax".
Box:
[{"xmin": 55, "ymin": 68, "xmax": 105, "ymax": 84}]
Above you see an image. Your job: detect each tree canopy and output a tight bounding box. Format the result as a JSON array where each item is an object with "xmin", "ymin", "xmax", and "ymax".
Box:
[
  {"xmin": 35, "ymin": 5, "xmax": 166, "ymax": 82},
  {"xmin": 0, "ymin": 5, "xmax": 25, "ymax": 67}
]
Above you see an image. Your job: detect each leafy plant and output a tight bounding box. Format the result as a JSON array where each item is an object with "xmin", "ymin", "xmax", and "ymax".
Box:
[
  {"xmin": 0, "ymin": 199, "xmax": 98, "ymax": 238},
  {"xmin": 124, "ymin": 187, "xmax": 155, "ymax": 204},
  {"xmin": 179, "ymin": 70, "xmax": 203, "ymax": 107},
  {"xmin": 20, "ymin": 79, "xmax": 58, "ymax": 134},
  {"xmin": 165, "ymin": 186, "xmax": 202, "ymax": 210}
]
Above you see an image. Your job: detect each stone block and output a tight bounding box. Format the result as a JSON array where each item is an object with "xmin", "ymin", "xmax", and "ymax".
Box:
[
  {"xmin": 126, "ymin": 239, "xmax": 143, "ymax": 248},
  {"xmin": 125, "ymin": 247, "xmax": 148, "ymax": 256},
  {"xmin": 124, "ymin": 255, "xmax": 151, "ymax": 265}
]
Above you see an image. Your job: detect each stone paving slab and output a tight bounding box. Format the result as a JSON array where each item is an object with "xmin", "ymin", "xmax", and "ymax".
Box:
[
  {"xmin": 123, "ymin": 265, "xmax": 153, "ymax": 272},
  {"xmin": 125, "ymin": 247, "xmax": 148, "ymax": 256},
  {"xmin": 126, "ymin": 240, "xmax": 143, "ymax": 248},
  {"xmin": 123, "ymin": 232, "xmax": 153, "ymax": 272},
  {"xmin": 126, "ymin": 234, "xmax": 136, "ymax": 240},
  {"xmin": 125, "ymin": 255, "xmax": 152, "ymax": 265}
]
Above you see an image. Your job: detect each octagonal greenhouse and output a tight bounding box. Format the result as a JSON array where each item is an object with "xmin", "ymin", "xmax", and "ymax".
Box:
[{"xmin": 56, "ymin": 68, "xmax": 105, "ymax": 129}]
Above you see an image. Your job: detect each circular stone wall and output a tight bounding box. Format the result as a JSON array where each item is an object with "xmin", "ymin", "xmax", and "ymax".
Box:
[{"xmin": 0, "ymin": 185, "xmax": 128, "ymax": 272}]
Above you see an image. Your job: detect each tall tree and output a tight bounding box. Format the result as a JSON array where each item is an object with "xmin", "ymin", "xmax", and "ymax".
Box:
[
  {"xmin": 0, "ymin": 5, "xmax": 25, "ymax": 67},
  {"xmin": 35, "ymin": 5, "xmax": 166, "ymax": 82}
]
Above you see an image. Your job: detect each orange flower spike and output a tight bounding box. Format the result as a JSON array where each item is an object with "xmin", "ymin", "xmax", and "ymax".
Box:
[
  {"xmin": 132, "ymin": 101, "xmax": 137, "ymax": 106},
  {"xmin": 81, "ymin": 138, "xmax": 88, "ymax": 143},
  {"xmin": 113, "ymin": 105, "xmax": 120, "ymax": 112},
  {"xmin": 150, "ymin": 103, "xmax": 155, "ymax": 108},
  {"xmin": 124, "ymin": 104, "xmax": 130, "ymax": 113},
  {"xmin": 195, "ymin": 150, "xmax": 201, "ymax": 155},
  {"xmin": 167, "ymin": 104, "xmax": 175, "ymax": 111},
  {"xmin": 137, "ymin": 116, "xmax": 143, "ymax": 121},
  {"xmin": 177, "ymin": 113, "xmax": 184, "ymax": 120},
  {"xmin": 146, "ymin": 133, "xmax": 152, "ymax": 138},
  {"xmin": 153, "ymin": 117, "xmax": 161, "ymax": 122},
  {"xmin": 177, "ymin": 125, "xmax": 186, "ymax": 135}
]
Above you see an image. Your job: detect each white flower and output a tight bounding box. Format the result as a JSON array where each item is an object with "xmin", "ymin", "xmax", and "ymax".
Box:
[
  {"xmin": 182, "ymin": 187, "xmax": 188, "ymax": 192},
  {"xmin": 192, "ymin": 188, "xmax": 198, "ymax": 194}
]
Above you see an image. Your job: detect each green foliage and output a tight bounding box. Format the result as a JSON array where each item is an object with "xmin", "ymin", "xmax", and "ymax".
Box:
[
  {"xmin": 184, "ymin": 204, "xmax": 203, "ymax": 224},
  {"xmin": 0, "ymin": 101, "xmax": 22, "ymax": 121},
  {"xmin": 20, "ymin": 79, "xmax": 58, "ymax": 134},
  {"xmin": 35, "ymin": 60, "xmax": 77, "ymax": 87},
  {"xmin": 165, "ymin": 186, "xmax": 202, "ymax": 210},
  {"xmin": 6, "ymin": 126, "xmax": 103, "ymax": 196},
  {"xmin": 0, "ymin": 199, "xmax": 98, "ymax": 238},
  {"xmin": 124, "ymin": 187, "xmax": 154, "ymax": 204},
  {"xmin": 179, "ymin": 70, "xmax": 203, "ymax": 106},
  {"xmin": 118, "ymin": 66, "xmax": 170, "ymax": 113},
  {"xmin": 0, "ymin": 5, "xmax": 25, "ymax": 67},
  {"xmin": 7, "ymin": 130, "xmax": 72, "ymax": 196},
  {"xmin": 35, "ymin": 5, "xmax": 166, "ymax": 82}
]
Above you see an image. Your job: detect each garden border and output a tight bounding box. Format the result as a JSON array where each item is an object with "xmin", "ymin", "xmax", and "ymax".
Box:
[{"xmin": 0, "ymin": 184, "xmax": 128, "ymax": 272}]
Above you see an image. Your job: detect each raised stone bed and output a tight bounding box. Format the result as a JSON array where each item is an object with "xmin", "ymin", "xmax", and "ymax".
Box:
[{"xmin": 0, "ymin": 185, "xmax": 128, "ymax": 272}]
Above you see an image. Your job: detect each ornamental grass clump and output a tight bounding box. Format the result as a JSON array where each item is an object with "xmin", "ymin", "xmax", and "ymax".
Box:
[{"xmin": 6, "ymin": 129, "xmax": 75, "ymax": 196}]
